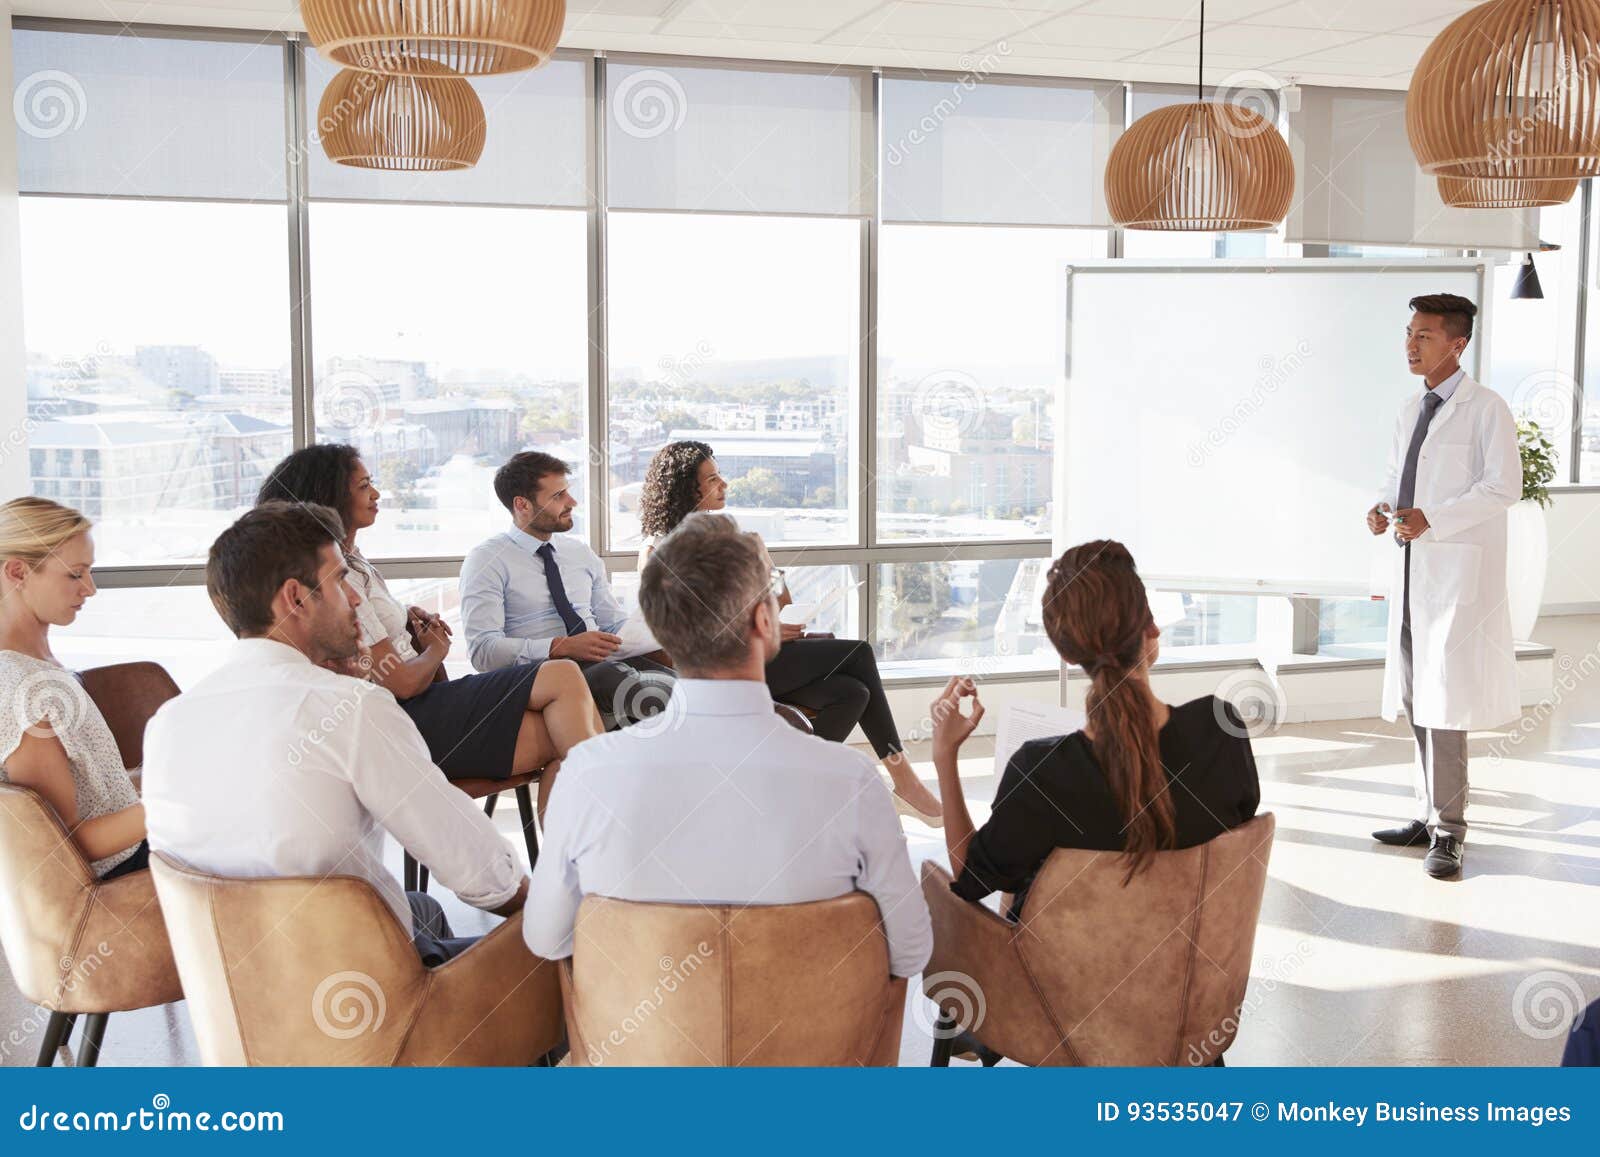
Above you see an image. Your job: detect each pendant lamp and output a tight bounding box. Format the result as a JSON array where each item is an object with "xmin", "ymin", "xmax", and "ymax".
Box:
[
  {"xmin": 1437, "ymin": 174, "xmax": 1579, "ymax": 207},
  {"xmin": 317, "ymin": 64, "xmax": 486, "ymax": 171},
  {"xmin": 1409, "ymin": 0, "xmax": 1600, "ymax": 181},
  {"xmin": 302, "ymin": 0, "xmax": 566, "ymax": 76},
  {"xmin": 1105, "ymin": 1, "xmax": 1294, "ymax": 231}
]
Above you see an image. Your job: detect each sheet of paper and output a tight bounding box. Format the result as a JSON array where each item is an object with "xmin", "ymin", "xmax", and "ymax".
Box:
[
  {"xmin": 993, "ymin": 702, "xmax": 1086, "ymax": 779},
  {"xmin": 611, "ymin": 612, "xmax": 662, "ymax": 661}
]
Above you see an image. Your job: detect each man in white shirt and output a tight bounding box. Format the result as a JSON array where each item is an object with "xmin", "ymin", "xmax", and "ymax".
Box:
[
  {"xmin": 143, "ymin": 502, "xmax": 528, "ymax": 965},
  {"xmin": 523, "ymin": 512, "xmax": 932, "ymax": 979},
  {"xmin": 460, "ymin": 451, "xmax": 674, "ymax": 728}
]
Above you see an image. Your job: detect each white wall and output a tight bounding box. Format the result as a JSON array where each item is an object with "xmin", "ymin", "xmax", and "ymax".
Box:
[
  {"xmin": 1541, "ymin": 489, "xmax": 1600, "ymax": 614},
  {"xmin": 1, "ymin": 10, "xmax": 29, "ymax": 500}
]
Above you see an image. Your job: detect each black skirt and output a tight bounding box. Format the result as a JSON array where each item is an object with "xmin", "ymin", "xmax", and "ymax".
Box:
[{"xmin": 398, "ymin": 662, "xmax": 545, "ymax": 781}]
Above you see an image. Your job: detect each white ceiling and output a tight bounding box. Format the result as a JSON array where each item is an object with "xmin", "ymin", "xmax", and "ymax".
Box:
[{"xmin": 9, "ymin": 0, "xmax": 1482, "ymax": 90}]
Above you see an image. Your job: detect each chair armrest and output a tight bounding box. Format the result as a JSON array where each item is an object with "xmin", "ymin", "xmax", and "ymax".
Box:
[
  {"xmin": 71, "ymin": 869, "xmax": 183, "ymax": 1012},
  {"xmin": 402, "ymin": 913, "xmax": 563, "ymax": 1066},
  {"xmin": 919, "ymin": 862, "xmax": 1049, "ymax": 1052}
]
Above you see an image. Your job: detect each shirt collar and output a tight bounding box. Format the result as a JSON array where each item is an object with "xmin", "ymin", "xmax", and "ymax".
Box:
[
  {"xmin": 671, "ymin": 678, "xmax": 775, "ymax": 716},
  {"xmin": 1427, "ymin": 368, "xmax": 1465, "ymax": 405},
  {"xmin": 506, "ymin": 523, "xmax": 557, "ymax": 555},
  {"xmin": 227, "ymin": 636, "xmax": 314, "ymax": 668}
]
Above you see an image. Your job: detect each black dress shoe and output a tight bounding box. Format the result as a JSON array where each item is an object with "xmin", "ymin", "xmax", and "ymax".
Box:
[
  {"xmin": 1424, "ymin": 834, "xmax": 1464, "ymax": 878},
  {"xmin": 1373, "ymin": 819, "xmax": 1430, "ymax": 847}
]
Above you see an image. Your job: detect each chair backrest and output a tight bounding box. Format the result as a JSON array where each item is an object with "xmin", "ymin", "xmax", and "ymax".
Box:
[
  {"xmin": 78, "ymin": 661, "xmax": 180, "ymax": 771},
  {"xmin": 567, "ymin": 892, "xmax": 900, "ymax": 1065},
  {"xmin": 150, "ymin": 853, "xmax": 431, "ymax": 1066},
  {"xmin": 0, "ymin": 784, "xmax": 97, "ymax": 1003},
  {"xmin": 0, "ymin": 784, "xmax": 180, "ymax": 1013},
  {"xmin": 1010, "ymin": 813, "xmax": 1275, "ymax": 1066}
]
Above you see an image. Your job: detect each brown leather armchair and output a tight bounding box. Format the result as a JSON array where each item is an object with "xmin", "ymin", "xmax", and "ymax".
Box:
[
  {"xmin": 150, "ymin": 853, "xmax": 564, "ymax": 1066},
  {"xmin": 562, "ymin": 892, "xmax": 906, "ymax": 1066},
  {"xmin": 0, "ymin": 660, "xmax": 184, "ymax": 1066},
  {"xmin": 0, "ymin": 784, "xmax": 183, "ymax": 1065},
  {"xmin": 921, "ymin": 812, "xmax": 1275, "ymax": 1066}
]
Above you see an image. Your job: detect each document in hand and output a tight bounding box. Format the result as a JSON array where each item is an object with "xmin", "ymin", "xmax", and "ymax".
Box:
[{"xmin": 992, "ymin": 702, "xmax": 1086, "ymax": 778}]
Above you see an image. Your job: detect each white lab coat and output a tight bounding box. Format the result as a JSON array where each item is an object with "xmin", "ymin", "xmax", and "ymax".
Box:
[{"xmin": 1376, "ymin": 374, "xmax": 1521, "ymax": 731}]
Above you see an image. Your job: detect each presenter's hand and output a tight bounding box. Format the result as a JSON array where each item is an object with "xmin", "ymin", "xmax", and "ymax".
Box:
[
  {"xmin": 1393, "ymin": 507, "xmax": 1430, "ymax": 542},
  {"xmin": 1367, "ymin": 503, "xmax": 1392, "ymax": 536},
  {"xmin": 551, "ymin": 631, "xmax": 622, "ymax": 662}
]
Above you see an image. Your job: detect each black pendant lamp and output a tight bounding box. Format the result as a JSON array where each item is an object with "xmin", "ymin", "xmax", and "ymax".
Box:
[{"xmin": 1512, "ymin": 252, "xmax": 1545, "ymax": 300}]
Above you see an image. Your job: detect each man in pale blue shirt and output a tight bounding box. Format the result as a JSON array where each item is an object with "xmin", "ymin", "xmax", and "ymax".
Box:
[
  {"xmin": 460, "ymin": 451, "xmax": 673, "ymax": 727},
  {"xmin": 523, "ymin": 512, "xmax": 932, "ymax": 980}
]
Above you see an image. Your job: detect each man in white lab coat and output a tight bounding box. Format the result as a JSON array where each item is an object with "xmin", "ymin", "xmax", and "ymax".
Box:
[{"xmin": 1366, "ymin": 293, "xmax": 1521, "ymax": 879}]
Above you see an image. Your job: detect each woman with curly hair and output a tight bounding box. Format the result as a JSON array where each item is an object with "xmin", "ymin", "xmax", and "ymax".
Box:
[
  {"xmin": 257, "ymin": 445, "xmax": 602, "ymax": 814},
  {"xmin": 639, "ymin": 440, "xmax": 942, "ymax": 825}
]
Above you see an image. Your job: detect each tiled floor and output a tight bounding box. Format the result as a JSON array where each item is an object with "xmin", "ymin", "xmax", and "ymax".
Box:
[{"xmin": 5, "ymin": 616, "xmax": 1598, "ymax": 1067}]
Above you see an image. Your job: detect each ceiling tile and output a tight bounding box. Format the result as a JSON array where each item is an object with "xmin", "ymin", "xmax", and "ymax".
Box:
[
  {"xmin": 1258, "ymin": 0, "xmax": 1470, "ymax": 34},
  {"xmin": 1027, "ymin": 13, "xmax": 1194, "ymax": 52},
  {"xmin": 659, "ymin": 21, "xmax": 827, "ymax": 44},
  {"xmin": 842, "ymin": 2, "xmax": 1062, "ymax": 40},
  {"xmin": 568, "ymin": 0, "xmax": 680, "ymax": 15},
  {"xmin": 1152, "ymin": 23, "xmax": 1370, "ymax": 58},
  {"xmin": 1280, "ymin": 34, "xmax": 1433, "ymax": 68},
  {"xmin": 670, "ymin": 0, "xmax": 883, "ymax": 31},
  {"xmin": 1075, "ymin": 0, "xmax": 1288, "ymax": 19}
]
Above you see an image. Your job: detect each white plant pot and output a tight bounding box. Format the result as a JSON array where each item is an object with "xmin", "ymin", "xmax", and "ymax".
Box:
[{"xmin": 1505, "ymin": 498, "xmax": 1548, "ymax": 642}]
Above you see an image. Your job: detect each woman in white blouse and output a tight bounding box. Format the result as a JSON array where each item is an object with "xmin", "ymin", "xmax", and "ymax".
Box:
[
  {"xmin": 258, "ymin": 446, "xmax": 601, "ymax": 812},
  {"xmin": 0, "ymin": 498, "xmax": 146, "ymax": 877}
]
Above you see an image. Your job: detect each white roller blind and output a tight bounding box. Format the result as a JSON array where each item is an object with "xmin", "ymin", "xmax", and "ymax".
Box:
[
  {"xmin": 14, "ymin": 28, "xmax": 287, "ymax": 202},
  {"xmin": 1286, "ymin": 86, "xmax": 1542, "ymax": 251},
  {"xmin": 1131, "ymin": 82, "xmax": 1281, "ymax": 126},
  {"xmin": 882, "ymin": 75, "xmax": 1122, "ymax": 227},
  {"xmin": 305, "ymin": 51, "xmax": 588, "ymax": 207},
  {"xmin": 607, "ymin": 59, "xmax": 870, "ymax": 216}
]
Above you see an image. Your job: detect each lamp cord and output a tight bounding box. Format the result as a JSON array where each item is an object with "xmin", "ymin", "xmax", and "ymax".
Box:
[{"xmin": 1198, "ymin": 0, "xmax": 1205, "ymax": 102}]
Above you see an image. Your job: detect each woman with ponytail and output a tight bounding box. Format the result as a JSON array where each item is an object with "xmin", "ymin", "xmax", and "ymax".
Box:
[{"xmin": 929, "ymin": 540, "xmax": 1260, "ymax": 919}]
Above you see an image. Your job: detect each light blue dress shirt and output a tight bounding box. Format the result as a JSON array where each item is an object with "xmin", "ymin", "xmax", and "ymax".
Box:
[
  {"xmin": 460, "ymin": 526, "xmax": 628, "ymax": 671},
  {"xmin": 1428, "ymin": 367, "xmax": 1464, "ymax": 406},
  {"xmin": 522, "ymin": 678, "xmax": 934, "ymax": 979}
]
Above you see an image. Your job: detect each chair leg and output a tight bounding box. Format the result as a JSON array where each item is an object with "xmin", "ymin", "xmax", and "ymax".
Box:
[
  {"xmin": 35, "ymin": 1011, "xmax": 73, "ymax": 1067},
  {"xmin": 418, "ymin": 863, "xmax": 430, "ymax": 893},
  {"xmin": 484, "ymin": 793, "xmax": 499, "ymax": 819},
  {"xmin": 403, "ymin": 852, "xmax": 418, "ymax": 893},
  {"xmin": 77, "ymin": 1013, "xmax": 109, "ymax": 1067},
  {"xmin": 515, "ymin": 784, "xmax": 540, "ymax": 873},
  {"xmin": 929, "ymin": 1010, "xmax": 956, "ymax": 1067}
]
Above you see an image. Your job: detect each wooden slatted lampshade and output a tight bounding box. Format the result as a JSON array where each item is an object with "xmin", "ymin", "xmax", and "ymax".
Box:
[
  {"xmin": 1408, "ymin": 0, "xmax": 1600, "ymax": 180},
  {"xmin": 1105, "ymin": 102, "xmax": 1295, "ymax": 231},
  {"xmin": 302, "ymin": 0, "xmax": 565, "ymax": 76},
  {"xmin": 317, "ymin": 65, "xmax": 486, "ymax": 171},
  {"xmin": 1437, "ymin": 174, "xmax": 1579, "ymax": 208}
]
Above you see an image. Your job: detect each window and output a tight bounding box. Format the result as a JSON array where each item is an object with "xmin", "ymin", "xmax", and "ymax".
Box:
[
  {"xmin": 14, "ymin": 27, "xmax": 291, "ymax": 565},
  {"xmin": 1490, "ymin": 196, "xmax": 1581, "ymax": 481},
  {"xmin": 875, "ymin": 558, "xmax": 1056, "ymax": 674},
  {"xmin": 606, "ymin": 212, "xmax": 860, "ymax": 549},
  {"xmin": 877, "ymin": 225, "xmax": 1103, "ymax": 541},
  {"xmin": 308, "ymin": 203, "xmax": 591, "ymax": 553}
]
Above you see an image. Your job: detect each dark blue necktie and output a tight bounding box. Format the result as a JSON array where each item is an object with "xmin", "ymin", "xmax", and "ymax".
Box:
[
  {"xmin": 536, "ymin": 542, "xmax": 587, "ymax": 636},
  {"xmin": 1395, "ymin": 390, "xmax": 1445, "ymax": 547}
]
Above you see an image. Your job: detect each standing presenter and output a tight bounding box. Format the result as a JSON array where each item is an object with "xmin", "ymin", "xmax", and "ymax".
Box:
[{"xmin": 1366, "ymin": 293, "xmax": 1521, "ymax": 879}]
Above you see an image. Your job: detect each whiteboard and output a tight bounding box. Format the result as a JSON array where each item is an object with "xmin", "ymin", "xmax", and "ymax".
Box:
[{"xmin": 1056, "ymin": 259, "xmax": 1490, "ymax": 597}]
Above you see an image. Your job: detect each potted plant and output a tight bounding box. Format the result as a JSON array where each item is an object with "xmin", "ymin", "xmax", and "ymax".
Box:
[{"xmin": 1506, "ymin": 418, "xmax": 1556, "ymax": 641}]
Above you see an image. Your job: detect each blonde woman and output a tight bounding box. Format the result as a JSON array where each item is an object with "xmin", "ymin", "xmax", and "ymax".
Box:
[{"xmin": 0, "ymin": 498, "xmax": 147, "ymax": 878}]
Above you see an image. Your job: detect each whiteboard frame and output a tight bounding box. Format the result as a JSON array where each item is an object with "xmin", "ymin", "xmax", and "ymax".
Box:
[{"xmin": 1055, "ymin": 257, "xmax": 1493, "ymax": 598}]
